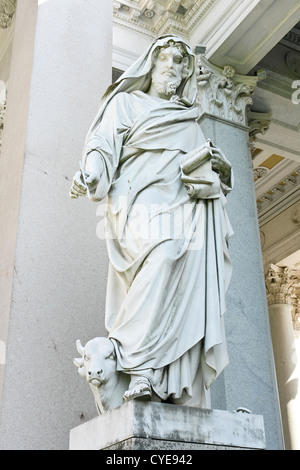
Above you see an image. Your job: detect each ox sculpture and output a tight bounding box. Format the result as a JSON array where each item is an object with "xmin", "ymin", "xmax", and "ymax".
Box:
[{"xmin": 74, "ymin": 337, "xmax": 130, "ymax": 414}]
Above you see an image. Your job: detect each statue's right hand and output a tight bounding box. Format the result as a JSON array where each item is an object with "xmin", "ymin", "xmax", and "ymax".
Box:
[
  {"xmin": 85, "ymin": 171, "xmax": 101, "ymax": 191},
  {"xmin": 69, "ymin": 171, "xmax": 88, "ymax": 199}
]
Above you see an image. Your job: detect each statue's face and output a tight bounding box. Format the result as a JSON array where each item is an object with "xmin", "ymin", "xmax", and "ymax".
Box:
[{"xmin": 151, "ymin": 45, "xmax": 189, "ymax": 97}]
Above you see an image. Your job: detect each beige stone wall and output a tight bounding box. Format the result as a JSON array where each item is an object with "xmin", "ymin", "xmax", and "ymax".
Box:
[
  {"xmin": 0, "ymin": 0, "xmax": 38, "ymax": 407},
  {"xmin": 0, "ymin": 0, "xmax": 113, "ymax": 449}
]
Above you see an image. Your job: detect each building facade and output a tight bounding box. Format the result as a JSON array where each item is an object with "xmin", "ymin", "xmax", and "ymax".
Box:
[{"xmin": 0, "ymin": 0, "xmax": 299, "ymax": 450}]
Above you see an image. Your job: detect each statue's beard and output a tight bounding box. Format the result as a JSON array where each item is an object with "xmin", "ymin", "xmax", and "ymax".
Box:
[{"xmin": 151, "ymin": 72, "xmax": 182, "ymax": 96}]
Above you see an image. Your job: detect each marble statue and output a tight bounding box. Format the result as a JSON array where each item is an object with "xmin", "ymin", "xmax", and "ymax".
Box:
[
  {"xmin": 70, "ymin": 35, "xmax": 233, "ymax": 413},
  {"xmin": 74, "ymin": 337, "xmax": 129, "ymax": 414}
]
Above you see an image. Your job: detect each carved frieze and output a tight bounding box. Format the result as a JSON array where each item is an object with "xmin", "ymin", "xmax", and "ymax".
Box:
[
  {"xmin": 257, "ymin": 167, "xmax": 300, "ymax": 213},
  {"xmin": 113, "ymin": 0, "xmax": 216, "ymax": 37},
  {"xmin": 0, "ymin": 0, "xmax": 16, "ymax": 29},
  {"xmin": 196, "ymin": 55, "xmax": 258, "ymax": 126}
]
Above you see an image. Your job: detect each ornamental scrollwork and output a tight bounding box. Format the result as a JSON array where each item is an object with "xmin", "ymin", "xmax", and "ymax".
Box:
[{"xmin": 248, "ymin": 111, "xmax": 271, "ymax": 155}]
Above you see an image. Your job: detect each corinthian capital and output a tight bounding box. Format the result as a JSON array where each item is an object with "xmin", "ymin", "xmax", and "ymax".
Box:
[
  {"xmin": 265, "ymin": 264, "xmax": 299, "ymax": 306},
  {"xmin": 196, "ymin": 55, "xmax": 258, "ymax": 126},
  {"xmin": 0, "ymin": 0, "xmax": 16, "ymax": 29}
]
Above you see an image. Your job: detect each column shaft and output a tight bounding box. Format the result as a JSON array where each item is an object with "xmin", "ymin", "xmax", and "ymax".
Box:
[
  {"xmin": 268, "ymin": 303, "xmax": 299, "ymax": 449},
  {"xmin": 196, "ymin": 57, "xmax": 283, "ymax": 450}
]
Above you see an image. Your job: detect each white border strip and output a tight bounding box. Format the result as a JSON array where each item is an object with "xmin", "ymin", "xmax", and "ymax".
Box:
[{"xmin": 0, "ymin": 340, "xmax": 6, "ymax": 365}]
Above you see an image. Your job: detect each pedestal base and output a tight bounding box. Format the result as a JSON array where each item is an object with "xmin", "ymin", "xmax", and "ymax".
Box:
[{"xmin": 69, "ymin": 401, "xmax": 266, "ymax": 450}]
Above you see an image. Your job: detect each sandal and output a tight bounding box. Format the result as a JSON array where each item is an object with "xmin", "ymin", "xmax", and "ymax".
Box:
[{"xmin": 123, "ymin": 377, "xmax": 152, "ymax": 402}]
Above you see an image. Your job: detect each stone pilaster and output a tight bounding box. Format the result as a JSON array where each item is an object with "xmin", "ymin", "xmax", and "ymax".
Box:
[{"xmin": 195, "ymin": 55, "xmax": 283, "ymax": 450}]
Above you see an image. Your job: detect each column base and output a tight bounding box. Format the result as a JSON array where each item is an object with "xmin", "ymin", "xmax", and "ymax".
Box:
[{"xmin": 69, "ymin": 400, "xmax": 266, "ymax": 451}]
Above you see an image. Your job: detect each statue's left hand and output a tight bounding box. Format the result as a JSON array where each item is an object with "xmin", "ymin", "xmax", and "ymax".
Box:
[
  {"xmin": 69, "ymin": 169, "xmax": 101, "ymax": 199},
  {"xmin": 210, "ymin": 147, "xmax": 232, "ymax": 183}
]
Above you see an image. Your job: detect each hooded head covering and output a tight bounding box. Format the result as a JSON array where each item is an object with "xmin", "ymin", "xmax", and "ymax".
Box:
[
  {"xmin": 84, "ymin": 35, "xmax": 197, "ymax": 144},
  {"xmin": 105, "ymin": 34, "xmax": 196, "ymax": 101}
]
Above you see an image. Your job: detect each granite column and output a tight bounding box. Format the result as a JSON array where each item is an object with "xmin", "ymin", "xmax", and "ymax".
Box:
[{"xmin": 196, "ymin": 56, "xmax": 283, "ymax": 450}]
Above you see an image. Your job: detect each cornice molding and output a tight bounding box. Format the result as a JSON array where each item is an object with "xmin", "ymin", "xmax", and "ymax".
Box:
[
  {"xmin": 113, "ymin": 0, "xmax": 216, "ymax": 38},
  {"xmin": 281, "ymin": 28, "xmax": 300, "ymax": 53},
  {"xmin": 257, "ymin": 166, "xmax": 300, "ymax": 216},
  {"xmin": 0, "ymin": 0, "xmax": 16, "ymax": 29}
]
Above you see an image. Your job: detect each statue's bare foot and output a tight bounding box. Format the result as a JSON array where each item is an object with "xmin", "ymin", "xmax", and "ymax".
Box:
[{"xmin": 123, "ymin": 377, "xmax": 152, "ymax": 402}]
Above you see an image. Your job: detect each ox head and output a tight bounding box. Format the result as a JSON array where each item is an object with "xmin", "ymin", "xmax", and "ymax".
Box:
[{"xmin": 74, "ymin": 337, "xmax": 117, "ymax": 388}]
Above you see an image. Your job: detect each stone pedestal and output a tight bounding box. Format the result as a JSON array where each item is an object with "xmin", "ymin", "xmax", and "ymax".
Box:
[{"xmin": 69, "ymin": 401, "xmax": 266, "ymax": 451}]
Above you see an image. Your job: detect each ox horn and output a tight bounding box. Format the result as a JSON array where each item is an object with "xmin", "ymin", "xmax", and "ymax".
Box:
[
  {"xmin": 76, "ymin": 339, "xmax": 85, "ymax": 356},
  {"xmin": 73, "ymin": 357, "xmax": 84, "ymax": 368}
]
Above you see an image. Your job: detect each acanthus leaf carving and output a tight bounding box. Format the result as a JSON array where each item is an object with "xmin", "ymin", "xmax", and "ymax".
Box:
[
  {"xmin": 0, "ymin": 0, "xmax": 16, "ymax": 29},
  {"xmin": 265, "ymin": 264, "xmax": 300, "ymax": 330},
  {"xmin": 196, "ymin": 55, "xmax": 258, "ymax": 126}
]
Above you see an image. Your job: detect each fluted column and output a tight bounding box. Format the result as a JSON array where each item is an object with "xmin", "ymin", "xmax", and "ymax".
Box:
[
  {"xmin": 196, "ymin": 55, "xmax": 283, "ymax": 449},
  {"xmin": 265, "ymin": 264, "xmax": 300, "ymax": 450}
]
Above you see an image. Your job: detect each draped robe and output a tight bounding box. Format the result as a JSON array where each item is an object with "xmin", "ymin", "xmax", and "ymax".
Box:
[{"xmin": 83, "ymin": 89, "xmax": 233, "ymax": 407}]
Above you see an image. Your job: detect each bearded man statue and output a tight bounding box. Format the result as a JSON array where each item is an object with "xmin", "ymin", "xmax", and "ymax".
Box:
[{"xmin": 70, "ymin": 35, "xmax": 234, "ymax": 409}]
